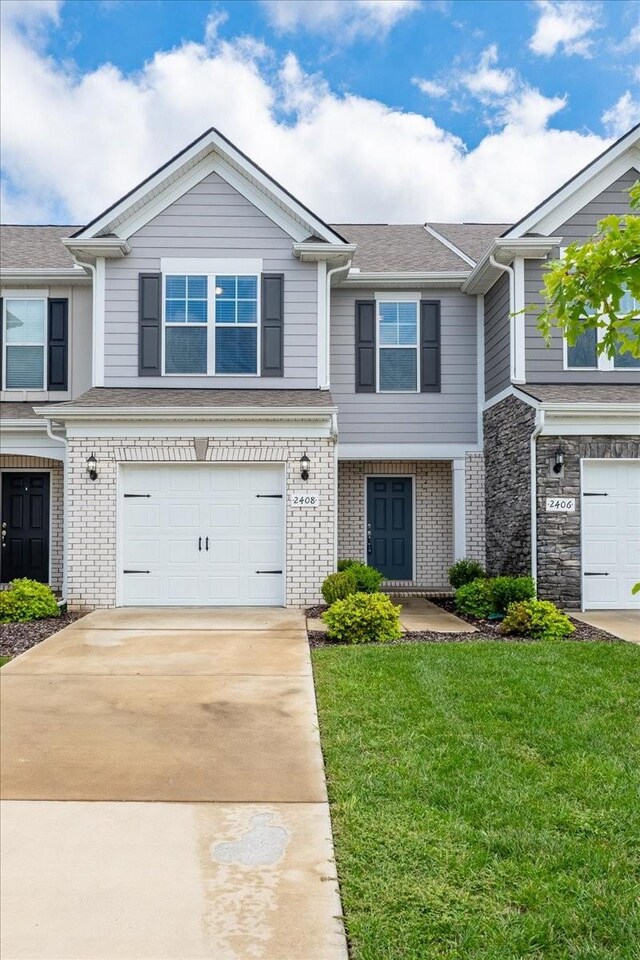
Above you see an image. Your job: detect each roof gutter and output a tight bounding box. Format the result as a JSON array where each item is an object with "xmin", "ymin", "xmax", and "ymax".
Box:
[
  {"xmin": 342, "ymin": 270, "xmax": 469, "ymax": 289},
  {"xmin": 463, "ymin": 237, "xmax": 562, "ymax": 294},
  {"xmin": 0, "ymin": 267, "xmax": 90, "ymax": 285},
  {"xmin": 32, "ymin": 405, "xmax": 338, "ymax": 422}
]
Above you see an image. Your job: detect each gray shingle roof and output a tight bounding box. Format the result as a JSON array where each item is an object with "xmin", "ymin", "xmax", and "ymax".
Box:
[
  {"xmin": 330, "ymin": 224, "xmax": 470, "ymax": 272},
  {"xmin": 520, "ymin": 384, "xmax": 640, "ymax": 404},
  {"xmin": 0, "ymin": 225, "xmax": 80, "ymax": 269},
  {"xmin": 0, "ymin": 401, "xmax": 47, "ymax": 420},
  {"xmin": 46, "ymin": 387, "xmax": 335, "ymax": 410},
  {"xmin": 426, "ymin": 223, "xmax": 510, "ymax": 264}
]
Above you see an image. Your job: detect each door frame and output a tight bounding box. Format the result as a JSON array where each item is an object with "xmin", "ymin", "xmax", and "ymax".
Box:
[
  {"xmin": 0, "ymin": 469, "xmax": 53, "ymax": 585},
  {"xmin": 363, "ymin": 473, "xmax": 416, "ymax": 582},
  {"xmin": 116, "ymin": 461, "xmax": 288, "ymax": 607},
  {"xmin": 579, "ymin": 457, "xmax": 639, "ymax": 611}
]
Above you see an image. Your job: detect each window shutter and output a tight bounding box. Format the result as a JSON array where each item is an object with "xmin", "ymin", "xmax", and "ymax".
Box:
[
  {"xmin": 355, "ymin": 300, "xmax": 376, "ymax": 393},
  {"xmin": 47, "ymin": 298, "xmax": 69, "ymax": 391},
  {"xmin": 139, "ymin": 273, "xmax": 162, "ymax": 376},
  {"xmin": 420, "ymin": 299, "xmax": 440, "ymax": 393},
  {"xmin": 261, "ymin": 273, "xmax": 284, "ymax": 377},
  {"xmin": 0, "ymin": 298, "xmax": 3, "ymax": 388}
]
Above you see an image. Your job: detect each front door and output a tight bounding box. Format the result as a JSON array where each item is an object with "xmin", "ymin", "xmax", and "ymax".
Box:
[
  {"xmin": 366, "ymin": 477, "xmax": 413, "ymax": 581},
  {"xmin": 1, "ymin": 473, "xmax": 50, "ymax": 584}
]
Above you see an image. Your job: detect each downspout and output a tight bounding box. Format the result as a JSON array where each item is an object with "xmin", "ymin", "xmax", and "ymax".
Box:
[
  {"xmin": 529, "ymin": 408, "xmax": 545, "ymax": 590},
  {"xmin": 489, "ymin": 253, "xmax": 516, "ymax": 380},
  {"xmin": 324, "ymin": 258, "xmax": 352, "ymax": 390},
  {"xmin": 331, "ymin": 412, "xmax": 339, "ymax": 568},
  {"xmin": 44, "ymin": 418, "xmax": 69, "ymax": 605}
]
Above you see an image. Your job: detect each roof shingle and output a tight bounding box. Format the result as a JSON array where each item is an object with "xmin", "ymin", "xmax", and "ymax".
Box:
[
  {"xmin": 44, "ymin": 387, "xmax": 335, "ymax": 411},
  {"xmin": 520, "ymin": 383, "xmax": 640, "ymax": 404},
  {"xmin": 0, "ymin": 225, "xmax": 81, "ymax": 269}
]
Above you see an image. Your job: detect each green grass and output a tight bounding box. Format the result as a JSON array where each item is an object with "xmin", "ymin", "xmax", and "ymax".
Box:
[
  {"xmin": 313, "ymin": 641, "xmax": 640, "ymax": 960},
  {"xmin": 0, "ymin": 656, "xmax": 11, "ymax": 668}
]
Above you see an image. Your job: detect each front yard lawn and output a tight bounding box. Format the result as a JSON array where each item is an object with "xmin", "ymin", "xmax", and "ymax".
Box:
[{"xmin": 313, "ymin": 641, "xmax": 640, "ymax": 959}]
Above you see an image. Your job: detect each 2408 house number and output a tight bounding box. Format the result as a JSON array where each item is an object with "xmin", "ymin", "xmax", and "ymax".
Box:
[
  {"xmin": 291, "ymin": 490, "xmax": 319, "ymax": 507},
  {"xmin": 546, "ymin": 497, "xmax": 576, "ymax": 512}
]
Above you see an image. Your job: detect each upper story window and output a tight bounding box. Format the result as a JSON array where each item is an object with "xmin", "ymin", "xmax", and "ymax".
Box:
[
  {"xmin": 565, "ymin": 288, "xmax": 640, "ymax": 370},
  {"xmin": 2, "ymin": 298, "xmax": 46, "ymax": 389},
  {"xmin": 163, "ymin": 272, "xmax": 259, "ymax": 376},
  {"xmin": 377, "ymin": 299, "xmax": 419, "ymax": 392}
]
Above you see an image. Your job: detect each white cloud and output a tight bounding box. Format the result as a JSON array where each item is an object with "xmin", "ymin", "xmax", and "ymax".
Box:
[
  {"xmin": 0, "ymin": 2, "xmax": 610, "ymax": 226},
  {"xmin": 260, "ymin": 0, "xmax": 420, "ymax": 39},
  {"xmin": 411, "ymin": 77, "xmax": 448, "ymax": 98},
  {"xmin": 461, "ymin": 44, "xmax": 515, "ymax": 98},
  {"xmin": 529, "ymin": 0, "xmax": 601, "ymax": 57},
  {"xmin": 601, "ymin": 91, "xmax": 640, "ymax": 138}
]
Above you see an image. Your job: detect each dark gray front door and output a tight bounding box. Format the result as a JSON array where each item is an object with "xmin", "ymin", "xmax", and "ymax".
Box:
[
  {"xmin": 1, "ymin": 473, "xmax": 50, "ymax": 584},
  {"xmin": 366, "ymin": 477, "xmax": 413, "ymax": 580}
]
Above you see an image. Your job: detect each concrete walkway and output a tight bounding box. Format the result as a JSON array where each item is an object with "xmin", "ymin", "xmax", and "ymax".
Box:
[
  {"xmin": 0, "ymin": 608, "xmax": 348, "ymax": 960},
  {"xmin": 308, "ymin": 595, "xmax": 474, "ymax": 635},
  {"xmin": 570, "ymin": 610, "xmax": 640, "ymax": 644}
]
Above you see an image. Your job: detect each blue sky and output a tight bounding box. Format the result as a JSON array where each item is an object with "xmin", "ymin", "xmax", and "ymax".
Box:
[{"xmin": 1, "ymin": 0, "xmax": 639, "ymax": 225}]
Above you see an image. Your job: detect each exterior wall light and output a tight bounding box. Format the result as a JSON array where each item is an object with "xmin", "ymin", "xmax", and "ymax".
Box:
[
  {"xmin": 553, "ymin": 447, "xmax": 564, "ymax": 475},
  {"xmin": 300, "ymin": 453, "xmax": 310, "ymax": 481},
  {"xmin": 86, "ymin": 453, "xmax": 98, "ymax": 481}
]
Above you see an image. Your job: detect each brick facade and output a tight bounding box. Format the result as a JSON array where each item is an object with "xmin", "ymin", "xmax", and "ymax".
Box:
[
  {"xmin": 65, "ymin": 433, "xmax": 335, "ymax": 610},
  {"xmin": 0, "ymin": 455, "xmax": 64, "ymax": 592},
  {"xmin": 464, "ymin": 452, "xmax": 486, "ymax": 564}
]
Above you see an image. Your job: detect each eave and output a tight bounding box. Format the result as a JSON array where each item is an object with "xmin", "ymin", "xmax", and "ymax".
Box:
[
  {"xmin": 340, "ymin": 270, "xmax": 470, "ymax": 290},
  {"xmin": 0, "ymin": 267, "xmax": 91, "ymax": 286},
  {"xmin": 35, "ymin": 405, "xmax": 337, "ymax": 423},
  {"xmin": 292, "ymin": 243, "xmax": 356, "ymax": 263},
  {"xmin": 62, "ymin": 237, "xmax": 130, "ymax": 260},
  {"xmin": 462, "ymin": 237, "xmax": 562, "ymax": 294}
]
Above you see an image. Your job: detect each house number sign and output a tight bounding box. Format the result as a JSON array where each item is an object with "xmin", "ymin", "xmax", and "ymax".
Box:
[
  {"xmin": 546, "ymin": 497, "xmax": 576, "ymax": 513},
  {"xmin": 291, "ymin": 490, "xmax": 319, "ymax": 507}
]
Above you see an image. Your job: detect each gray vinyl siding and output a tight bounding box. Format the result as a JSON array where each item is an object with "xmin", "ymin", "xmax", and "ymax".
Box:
[
  {"xmin": 103, "ymin": 170, "xmax": 317, "ymax": 387},
  {"xmin": 330, "ymin": 287, "xmax": 478, "ymax": 444},
  {"xmin": 524, "ymin": 166, "xmax": 640, "ymax": 384},
  {"xmin": 484, "ymin": 274, "xmax": 510, "ymax": 400}
]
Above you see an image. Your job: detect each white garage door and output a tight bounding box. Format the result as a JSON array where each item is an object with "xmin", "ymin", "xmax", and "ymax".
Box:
[
  {"xmin": 582, "ymin": 459, "xmax": 640, "ymax": 610},
  {"xmin": 121, "ymin": 464, "xmax": 285, "ymax": 606}
]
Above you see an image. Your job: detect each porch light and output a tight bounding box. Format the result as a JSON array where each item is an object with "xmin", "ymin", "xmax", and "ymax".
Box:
[
  {"xmin": 300, "ymin": 453, "xmax": 310, "ymax": 481},
  {"xmin": 86, "ymin": 453, "xmax": 98, "ymax": 481},
  {"xmin": 553, "ymin": 447, "xmax": 564, "ymax": 475}
]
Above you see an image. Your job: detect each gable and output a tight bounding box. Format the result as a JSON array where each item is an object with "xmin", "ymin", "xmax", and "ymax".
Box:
[{"xmin": 556, "ymin": 168, "xmax": 639, "ymax": 244}]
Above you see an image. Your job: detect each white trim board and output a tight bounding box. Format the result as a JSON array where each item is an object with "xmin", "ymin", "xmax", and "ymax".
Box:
[{"xmin": 338, "ymin": 443, "xmax": 480, "ymax": 460}]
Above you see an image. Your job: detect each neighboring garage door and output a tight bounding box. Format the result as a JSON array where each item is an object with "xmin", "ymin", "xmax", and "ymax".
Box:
[
  {"xmin": 121, "ymin": 464, "xmax": 285, "ymax": 606},
  {"xmin": 582, "ymin": 459, "xmax": 640, "ymax": 610}
]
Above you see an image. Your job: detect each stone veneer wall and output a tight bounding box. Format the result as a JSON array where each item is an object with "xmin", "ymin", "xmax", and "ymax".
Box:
[
  {"xmin": 66, "ymin": 435, "xmax": 335, "ymax": 610},
  {"xmin": 483, "ymin": 395, "xmax": 536, "ymax": 576},
  {"xmin": 536, "ymin": 435, "xmax": 640, "ymax": 607},
  {"xmin": 337, "ymin": 460, "xmax": 456, "ymax": 589}
]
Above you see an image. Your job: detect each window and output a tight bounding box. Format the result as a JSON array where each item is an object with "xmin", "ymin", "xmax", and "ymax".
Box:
[
  {"xmin": 565, "ymin": 287, "xmax": 640, "ymax": 370},
  {"xmin": 3, "ymin": 299, "xmax": 46, "ymax": 389},
  {"xmin": 613, "ymin": 288, "xmax": 640, "ymax": 369},
  {"xmin": 163, "ymin": 272, "xmax": 259, "ymax": 375},
  {"xmin": 377, "ymin": 300, "xmax": 419, "ymax": 392}
]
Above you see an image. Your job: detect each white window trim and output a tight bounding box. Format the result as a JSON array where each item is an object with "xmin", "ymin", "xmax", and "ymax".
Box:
[
  {"xmin": 2, "ymin": 296, "xmax": 48, "ymax": 391},
  {"xmin": 161, "ymin": 271, "xmax": 261, "ymax": 378},
  {"xmin": 374, "ymin": 292, "xmax": 420, "ymax": 394}
]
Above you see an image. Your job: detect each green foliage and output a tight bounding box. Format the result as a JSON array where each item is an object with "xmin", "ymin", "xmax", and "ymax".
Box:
[
  {"xmin": 322, "ymin": 592, "xmax": 402, "ymax": 644},
  {"xmin": 0, "ymin": 579, "xmax": 59, "ymax": 623},
  {"xmin": 535, "ymin": 180, "xmax": 640, "ymax": 362},
  {"xmin": 491, "ymin": 575, "xmax": 536, "ymax": 613},
  {"xmin": 632, "ymin": 582, "xmax": 640, "ymax": 595},
  {"xmin": 501, "ymin": 599, "xmax": 575, "ymax": 641},
  {"xmin": 448, "ymin": 558, "xmax": 487, "ymax": 589},
  {"xmin": 336, "ymin": 559, "xmax": 384, "ymax": 593},
  {"xmin": 321, "ymin": 570, "xmax": 357, "ymax": 606},
  {"xmin": 454, "ymin": 578, "xmax": 495, "ymax": 618}
]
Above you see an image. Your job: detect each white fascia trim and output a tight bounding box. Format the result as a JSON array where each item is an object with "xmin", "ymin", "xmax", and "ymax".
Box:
[
  {"xmin": 160, "ymin": 257, "xmax": 263, "ymax": 275},
  {"xmin": 452, "ymin": 458, "xmax": 466, "ymax": 561},
  {"xmin": 342, "ymin": 271, "xmax": 469, "ymax": 289},
  {"xmin": 338, "ymin": 442, "xmax": 481, "ymax": 460},
  {"xmin": 462, "ymin": 238, "xmax": 561, "ymax": 294},
  {"xmin": 512, "ymin": 257, "xmax": 526, "ymax": 383},
  {"xmin": 293, "ymin": 243, "xmax": 356, "ymax": 262},
  {"xmin": 424, "ymin": 225, "xmax": 476, "ymax": 267},
  {"xmin": 476, "ymin": 294, "xmax": 485, "ymax": 446},
  {"xmin": 540, "ymin": 412, "xmax": 640, "ymax": 436},
  {"xmin": 34, "ymin": 405, "xmax": 337, "ymax": 422},
  {"xmin": 317, "ymin": 261, "xmax": 328, "ymax": 389},
  {"xmin": 62, "ymin": 237, "xmax": 130, "ymax": 259},
  {"xmin": 0, "ymin": 268, "xmax": 89, "ymax": 285},
  {"xmin": 93, "ymin": 257, "xmax": 106, "ymax": 387},
  {"xmin": 483, "ymin": 385, "xmax": 540, "ymax": 411},
  {"xmin": 503, "ymin": 139, "xmax": 640, "ymax": 239},
  {"xmin": 0, "ymin": 419, "xmax": 52, "ymax": 430}
]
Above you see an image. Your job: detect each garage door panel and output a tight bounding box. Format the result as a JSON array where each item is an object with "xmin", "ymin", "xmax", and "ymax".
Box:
[
  {"xmin": 166, "ymin": 576, "xmax": 200, "ymax": 602},
  {"xmin": 248, "ymin": 574, "xmax": 282, "ymax": 601},
  {"xmin": 584, "ymin": 540, "xmax": 617, "ymax": 565},
  {"xmin": 204, "ymin": 576, "xmax": 241, "ymax": 601},
  {"xmin": 125, "ymin": 575, "xmax": 161, "ymax": 603},
  {"xmin": 126, "ymin": 540, "xmax": 160, "ymax": 564}
]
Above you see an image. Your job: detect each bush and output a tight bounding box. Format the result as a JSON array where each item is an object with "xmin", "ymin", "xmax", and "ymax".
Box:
[
  {"xmin": 501, "ymin": 599, "xmax": 574, "ymax": 642},
  {"xmin": 491, "ymin": 575, "xmax": 536, "ymax": 613},
  {"xmin": 448, "ymin": 558, "xmax": 486, "ymax": 590},
  {"xmin": 0, "ymin": 579, "xmax": 59, "ymax": 623},
  {"xmin": 321, "ymin": 570, "xmax": 357, "ymax": 605},
  {"xmin": 322, "ymin": 592, "xmax": 402, "ymax": 644},
  {"xmin": 336, "ymin": 559, "xmax": 384, "ymax": 593},
  {"xmin": 454, "ymin": 578, "xmax": 494, "ymax": 618}
]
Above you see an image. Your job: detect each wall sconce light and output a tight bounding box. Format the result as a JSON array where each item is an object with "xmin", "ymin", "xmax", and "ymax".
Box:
[
  {"xmin": 552, "ymin": 447, "xmax": 564, "ymax": 475},
  {"xmin": 86, "ymin": 453, "xmax": 98, "ymax": 481},
  {"xmin": 300, "ymin": 452, "xmax": 310, "ymax": 481}
]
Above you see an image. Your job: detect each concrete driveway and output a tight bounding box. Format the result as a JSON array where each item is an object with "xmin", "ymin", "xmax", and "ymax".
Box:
[
  {"xmin": 0, "ymin": 608, "xmax": 347, "ymax": 960},
  {"xmin": 569, "ymin": 609, "xmax": 640, "ymax": 644}
]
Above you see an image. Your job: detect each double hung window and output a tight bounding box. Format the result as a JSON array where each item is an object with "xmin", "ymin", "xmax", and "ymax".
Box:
[
  {"xmin": 377, "ymin": 299, "xmax": 419, "ymax": 392},
  {"xmin": 3, "ymin": 298, "xmax": 46, "ymax": 389},
  {"xmin": 566, "ymin": 287, "xmax": 640, "ymax": 370}
]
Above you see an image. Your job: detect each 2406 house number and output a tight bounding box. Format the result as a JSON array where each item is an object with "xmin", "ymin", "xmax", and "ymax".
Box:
[
  {"xmin": 291, "ymin": 490, "xmax": 319, "ymax": 507},
  {"xmin": 546, "ymin": 497, "xmax": 576, "ymax": 512}
]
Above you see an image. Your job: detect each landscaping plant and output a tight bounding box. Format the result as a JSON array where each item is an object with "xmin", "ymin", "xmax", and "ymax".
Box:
[
  {"xmin": 501, "ymin": 599, "xmax": 575, "ymax": 641},
  {"xmin": 454, "ymin": 578, "xmax": 494, "ymax": 618},
  {"xmin": 336, "ymin": 559, "xmax": 384, "ymax": 593},
  {"xmin": 322, "ymin": 592, "xmax": 402, "ymax": 644},
  {"xmin": 491, "ymin": 575, "xmax": 536, "ymax": 613},
  {"xmin": 0, "ymin": 579, "xmax": 59, "ymax": 623},
  {"xmin": 448, "ymin": 558, "xmax": 486, "ymax": 589},
  {"xmin": 321, "ymin": 570, "xmax": 357, "ymax": 605}
]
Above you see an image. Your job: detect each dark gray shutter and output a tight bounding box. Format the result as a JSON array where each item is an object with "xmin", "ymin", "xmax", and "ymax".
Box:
[
  {"xmin": 355, "ymin": 300, "xmax": 376, "ymax": 393},
  {"xmin": 139, "ymin": 273, "xmax": 162, "ymax": 376},
  {"xmin": 261, "ymin": 273, "xmax": 284, "ymax": 377},
  {"xmin": 420, "ymin": 299, "xmax": 440, "ymax": 393},
  {"xmin": 47, "ymin": 298, "xmax": 69, "ymax": 391},
  {"xmin": 0, "ymin": 298, "xmax": 3, "ymax": 388}
]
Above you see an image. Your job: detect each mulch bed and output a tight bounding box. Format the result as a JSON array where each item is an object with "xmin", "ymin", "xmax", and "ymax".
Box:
[{"xmin": 0, "ymin": 612, "xmax": 85, "ymax": 659}]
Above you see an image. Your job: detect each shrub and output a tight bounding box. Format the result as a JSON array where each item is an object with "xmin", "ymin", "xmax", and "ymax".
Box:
[
  {"xmin": 501, "ymin": 600, "xmax": 575, "ymax": 642},
  {"xmin": 336, "ymin": 559, "xmax": 384, "ymax": 593},
  {"xmin": 454, "ymin": 578, "xmax": 494, "ymax": 618},
  {"xmin": 491, "ymin": 575, "xmax": 536, "ymax": 613},
  {"xmin": 322, "ymin": 592, "xmax": 402, "ymax": 644},
  {"xmin": 321, "ymin": 570, "xmax": 357, "ymax": 605},
  {"xmin": 448, "ymin": 558, "xmax": 486, "ymax": 590},
  {"xmin": 0, "ymin": 579, "xmax": 59, "ymax": 623}
]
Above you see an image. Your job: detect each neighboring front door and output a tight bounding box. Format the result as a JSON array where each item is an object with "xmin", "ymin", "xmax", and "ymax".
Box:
[
  {"xmin": 1, "ymin": 473, "xmax": 50, "ymax": 584},
  {"xmin": 366, "ymin": 477, "xmax": 413, "ymax": 580}
]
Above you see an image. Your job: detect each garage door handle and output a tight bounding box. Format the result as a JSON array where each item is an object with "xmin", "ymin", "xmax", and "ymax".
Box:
[
  {"xmin": 255, "ymin": 570, "xmax": 282, "ymax": 574},
  {"xmin": 205, "ymin": 537, "xmax": 209, "ymax": 551},
  {"xmin": 584, "ymin": 572, "xmax": 609, "ymax": 576},
  {"xmin": 583, "ymin": 492, "xmax": 609, "ymax": 497},
  {"xmin": 198, "ymin": 537, "xmax": 202, "ymax": 552},
  {"xmin": 256, "ymin": 494, "xmax": 283, "ymax": 498}
]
